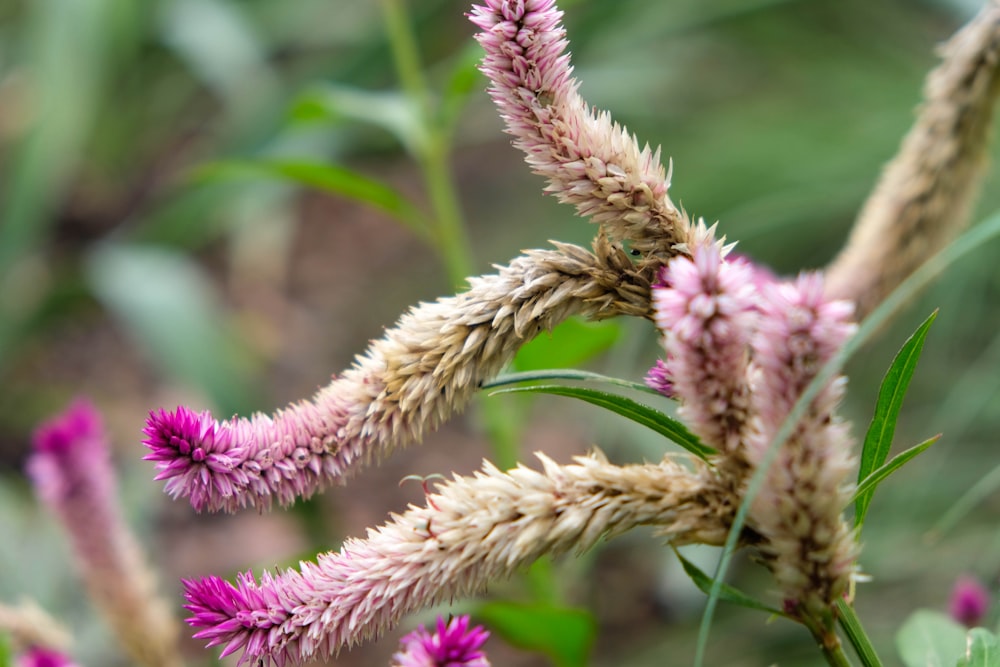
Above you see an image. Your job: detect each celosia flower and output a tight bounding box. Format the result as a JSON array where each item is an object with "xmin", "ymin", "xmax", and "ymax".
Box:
[
  {"xmin": 16, "ymin": 646, "xmax": 80, "ymax": 667},
  {"xmin": 391, "ymin": 615, "xmax": 490, "ymax": 667},
  {"xmin": 28, "ymin": 399, "xmax": 181, "ymax": 667},
  {"xmin": 949, "ymin": 575, "xmax": 990, "ymax": 627},
  {"xmin": 745, "ymin": 274, "xmax": 858, "ymax": 616},
  {"xmin": 144, "ymin": 245, "xmax": 657, "ymax": 513},
  {"xmin": 653, "ymin": 240, "xmax": 759, "ymax": 457},
  {"xmin": 469, "ymin": 0, "xmax": 688, "ymax": 257},
  {"xmin": 183, "ymin": 453, "xmax": 727, "ymax": 666}
]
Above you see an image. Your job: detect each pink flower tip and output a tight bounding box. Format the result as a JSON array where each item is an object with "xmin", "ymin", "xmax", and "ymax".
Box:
[
  {"xmin": 32, "ymin": 399, "xmax": 102, "ymax": 455},
  {"xmin": 949, "ymin": 575, "xmax": 990, "ymax": 628},
  {"xmin": 644, "ymin": 359, "xmax": 674, "ymax": 398},
  {"xmin": 17, "ymin": 646, "xmax": 80, "ymax": 667},
  {"xmin": 394, "ymin": 615, "xmax": 491, "ymax": 667}
]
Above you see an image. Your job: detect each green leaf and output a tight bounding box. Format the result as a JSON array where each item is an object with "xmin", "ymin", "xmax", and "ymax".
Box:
[
  {"xmin": 291, "ymin": 83, "xmax": 428, "ymax": 155},
  {"xmin": 896, "ymin": 610, "xmax": 966, "ymax": 667},
  {"xmin": 85, "ymin": 242, "xmax": 258, "ymax": 416},
  {"xmin": 488, "ymin": 384, "xmax": 715, "ymax": 459},
  {"xmin": 851, "ymin": 435, "xmax": 940, "ymax": 508},
  {"xmin": 956, "ymin": 628, "xmax": 1000, "ymax": 667},
  {"xmin": 855, "ymin": 310, "xmax": 937, "ymax": 528},
  {"xmin": 484, "ymin": 368, "xmax": 657, "ymax": 395},
  {"xmin": 194, "ymin": 159, "xmax": 431, "ymax": 239},
  {"xmin": 513, "ymin": 317, "xmax": 622, "ymax": 372},
  {"xmin": 674, "ymin": 549, "xmax": 784, "ymax": 616},
  {"xmin": 475, "ymin": 601, "xmax": 595, "ymax": 667}
]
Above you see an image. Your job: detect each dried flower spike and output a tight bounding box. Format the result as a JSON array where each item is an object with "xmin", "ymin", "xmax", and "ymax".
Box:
[
  {"xmin": 391, "ymin": 615, "xmax": 491, "ymax": 667},
  {"xmin": 28, "ymin": 399, "xmax": 181, "ymax": 667}
]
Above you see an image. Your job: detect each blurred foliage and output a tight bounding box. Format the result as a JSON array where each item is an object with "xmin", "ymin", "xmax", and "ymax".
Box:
[{"xmin": 1, "ymin": 0, "xmax": 999, "ymax": 665}]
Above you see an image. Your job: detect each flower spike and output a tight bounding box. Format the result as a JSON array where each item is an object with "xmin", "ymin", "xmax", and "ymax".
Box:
[
  {"xmin": 28, "ymin": 400, "xmax": 181, "ymax": 667},
  {"xmin": 469, "ymin": 0, "xmax": 689, "ymax": 259},
  {"xmin": 144, "ymin": 243, "xmax": 662, "ymax": 513},
  {"xmin": 183, "ymin": 453, "xmax": 728, "ymax": 666}
]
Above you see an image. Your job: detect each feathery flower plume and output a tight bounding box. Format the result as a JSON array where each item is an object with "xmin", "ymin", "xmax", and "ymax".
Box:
[
  {"xmin": 825, "ymin": 2, "xmax": 1000, "ymax": 318},
  {"xmin": 653, "ymin": 241, "xmax": 759, "ymax": 459},
  {"xmin": 183, "ymin": 453, "xmax": 727, "ymax": 666},
  {"xmin": 391, "ymin": 615, "xmax": 491, "ymax": 667},
  {"xmin": 144, "ymin": 241, "xmax": 655, "ymax": 513},
  {"xmin": 469, "ymin": 0, "xmax": 689, "ymax": 260},
  {"xmin": 746, "ymin": 275, "xmax": 858, "ymax": 617},
  {"xmin": 28, "ymin": 400, "xmax": 181, "ymax": 667}
]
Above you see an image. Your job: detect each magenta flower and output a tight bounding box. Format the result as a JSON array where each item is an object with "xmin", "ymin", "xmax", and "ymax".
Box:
[
  {"xmin": 16, "ymin": 647, "xmax": 80, "ymax": 667},
  {"xmin": 949, "ymin": 575, "xmax": 990, "ymax": 628},
  {"xmin": 29, "ymin": 399, "xmax": 181, "ymax": 667},
  {"xmin": 392, "ymin": 616, "xmax": 490, "ymax": 667}
]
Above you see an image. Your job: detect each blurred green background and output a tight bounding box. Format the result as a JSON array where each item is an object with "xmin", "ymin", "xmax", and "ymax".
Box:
[{"xmin": 1, "ymin": 0, "xmax": 1000, "ymax": 665}]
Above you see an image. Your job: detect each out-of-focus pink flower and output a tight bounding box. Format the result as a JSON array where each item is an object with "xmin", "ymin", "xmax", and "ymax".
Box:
[
  {"xmin": 28, "ymin": 399, "xmax": 181, "ymax": 667},
  {"xmin": 392, "ymin": 616, "xmax": 490, "ymax": 667},
  {"xmin": 16, "ymin": 646, "xmax": 80, "ymax": 667},
  {"xmin": 949, "ymin": 575, "xmax": 990, "ymax": 627}
]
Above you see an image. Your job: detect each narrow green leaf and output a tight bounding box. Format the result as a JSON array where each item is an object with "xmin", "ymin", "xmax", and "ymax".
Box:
[
  {"xmin": 512, "ymin": 317, "xmax": 622, "ymax": 372},
  {"xmin": 836, "ymin": 599, "xmax": 884, "ymax": 667},
  {"xmin": 851, "ymin": 435, "xmax": 940, "ymax": 511},
  {"xmin": 489, "ymin": 384, "xmax": 714, "ymax": 459},
  {"xmin": 896, "ymin": 610, "xmax": 966, "ymax": 667},
  {"xmin": 674, "ymin": 549, "xmax": 785, "ymax": 616},
  {"xmin": 475, "ymin": 601, "xmax": 595, "ymax": 667},
  {"xmin": 956, "ymin": 628, "xmax": 1000, "ymax": 667},
  {"xmin": 483, "ymin": 369, "xmax": 658, "ymax": 395},
  {"xmin": 194, "ymin": 159, "xmax": 431, "ymax": 239},
  {"xmin": 855, "ymin": 310, "xmax": 937, "ymax": 527}
]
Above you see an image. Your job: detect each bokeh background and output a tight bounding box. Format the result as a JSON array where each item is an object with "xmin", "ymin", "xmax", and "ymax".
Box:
[{"xmin": 2, "ymin": 0, "xmax": 1000, "ymax": 665}]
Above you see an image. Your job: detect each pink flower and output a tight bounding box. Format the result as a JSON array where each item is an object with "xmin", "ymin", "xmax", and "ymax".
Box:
[
  {"xmin": 643, "ymin": 358, "xmax": 674, "ymax": 398},
  {"xmin": 392, "ymin": 616, "xmax": 490, "ymax": 667},
  {"xmin": 469, "ymin": 0, "xmax": 687, "ymax": 255},
  {"xmin": 28, "ymin": 399, "xmax": 181, "ymax": 667},
  {"xmin": 949, "ymin": 575, "xmax": 990, "ymax": 628},
  {"xmin": 652, "ymin": 242, "xmax": 759, "ymax": 454},
  {"xmin": 16, "ymin": 647, "xmax": 80, "ymax": 667}
]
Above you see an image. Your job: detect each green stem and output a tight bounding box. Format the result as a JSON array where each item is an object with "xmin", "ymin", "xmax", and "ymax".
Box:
[
  {"xmin": 801, "ymin": 611, "xmax": 855, "ymax": 667},
  {"xmin": 377, "ymin": 0, "xmax": 473, "ymax": 286},
  {"xmin": 836, "ymin": 599, "xmax": 884, "ymax": 667}
]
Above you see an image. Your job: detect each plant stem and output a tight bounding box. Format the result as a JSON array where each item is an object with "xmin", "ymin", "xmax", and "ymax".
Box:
[
  {"xmin": 377, "ymin": 0, "xmax": 473, "ymax": 286},
  {"xmin": 801, "ymin": 612, "xmax": 854, "ymax": 667},
  {"xmin": 836, "ymin": 599, "xmax": 883, "ymax": 667}
]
